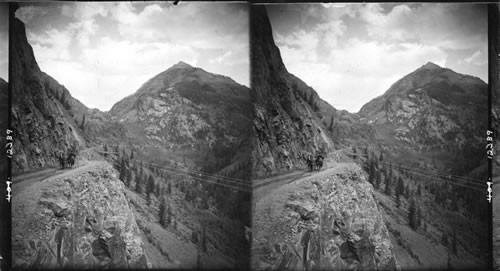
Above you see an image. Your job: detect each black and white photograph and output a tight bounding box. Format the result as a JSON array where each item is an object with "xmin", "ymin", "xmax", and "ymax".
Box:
[
  {"xmin": 251, "ymin": 3, "xmax": 489, "ymax": 270},
  {"xmin": 11, "ymin": 2, "xmax": 251, "ymax": 269},
  {"xmin": 2, "ymin": 1, "xmax": 498, "ymax": 271}
]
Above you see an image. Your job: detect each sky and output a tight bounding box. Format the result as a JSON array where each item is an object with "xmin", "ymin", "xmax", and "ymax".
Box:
[
  {"xmin": 267, "ymin": 3, "xmax": 488, "ymax": 113},
  {"xmin": 16, "ymin": 2, "xmax": 249, "ymax": 111},
  {"xmin": 0, "ymin": 4, "xmax": 8, "ymax": 81}
]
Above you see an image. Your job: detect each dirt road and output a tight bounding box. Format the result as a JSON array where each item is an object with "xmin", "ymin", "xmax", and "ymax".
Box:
[
  {"xmin": 252, "ymin": 162, "xmax": 355, "ymax": 269},
  {"xmin": 253, "ymin": 162, "xmax": 351, "ymax": 203},
  {"xmin": 12, "ymin": 160, "xmax": 103, "ymax": 194}
]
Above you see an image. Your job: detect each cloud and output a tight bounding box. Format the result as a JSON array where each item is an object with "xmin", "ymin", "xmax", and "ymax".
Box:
[
  {"xmin": 29, "ymin": 27, "xmax": 73, "ymax": 61},
  {"xmin": 15, "ymin": 6, "xmax": 48, "ymax": 24},
  {"xmin": 271, "ymin": 3, "xmax": 487, "ymax": 112},
  {"xmin": 61, "ymin": 2, "xmax": 109, "ymax": 20},
  {"xmin": 211, "ymin": 51, "xmax": 233, "ymax": 64},
  {"xmin": 22, "ymin": 2, "xmax": 248, "ymax": 110},
  {"xmin": 0, "ymin": 4, "xmax": 7, "ymax": 80},
  {"xmin": 357, "ymin": 4, "xmax": 486, "ymax": 50},
  {"xmin": 464, "ymin": 50, "xmax": 486, "ymax": 66},
  {"xmin": 280, "ymin": 37, "xmax": 447, "ymax": 112}
]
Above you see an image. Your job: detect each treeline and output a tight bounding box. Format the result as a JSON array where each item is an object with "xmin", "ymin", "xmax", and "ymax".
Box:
[
  {"xmin": 363, "ymin": 151, "xmax": 426, "ymax": 231},
  {"xmin": 110, "ymin": 147, "xmax": 251, "ymax": 226},
  {"xmin": 361, "ymin": 148, "xmax": 486, "ymax": 255}
]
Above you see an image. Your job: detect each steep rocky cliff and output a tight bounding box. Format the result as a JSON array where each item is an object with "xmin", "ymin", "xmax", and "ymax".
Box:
[
  {"xmin": 251, "ymin": 6, "xmax": 335, "ymax": 178},
  {"xmin": 11, "ymin": 15, "xmax": 96, "ymax": 174},
  {"xmin": 252, "ymin": 164, "xmax": 397, "ymax": 270},
  {"xmin": 12, "ymin": 162, "xmax": 149, "ymax": 269}
]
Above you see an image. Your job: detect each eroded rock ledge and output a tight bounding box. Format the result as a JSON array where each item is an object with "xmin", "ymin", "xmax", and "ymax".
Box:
[
  {"xmin": 13, "ymin": 162, "xmax": 150, "ymax": 269},
  {"xmin": 253, "ymin": 165, "xmax": 397, "ymax": 270}
]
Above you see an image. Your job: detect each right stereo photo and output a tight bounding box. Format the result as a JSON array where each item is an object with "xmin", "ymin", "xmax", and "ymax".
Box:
[{"xmin": 251, "ymin": 3, "xmax": 489, "ymax": 270}]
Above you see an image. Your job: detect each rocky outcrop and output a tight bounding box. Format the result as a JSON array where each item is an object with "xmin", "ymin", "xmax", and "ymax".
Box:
[
  {"xmin": 253, "ymin": 164, "xmax": 397, "ymax": 270},
  {"xmin": 12, "ymin": 162, "xmax": 149, "ymax": 269},
  {"xmin": 251, "ymin": 6, "xmax": 335, "ymax": 178}
]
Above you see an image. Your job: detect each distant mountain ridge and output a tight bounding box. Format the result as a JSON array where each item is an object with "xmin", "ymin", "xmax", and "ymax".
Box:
[
  {"xmin": 108, "ymin": 60, "xmax": 253, "ymax": 179},
  {"xmin": 358, "ymin": 61, "xmax": 487, "ymax": 173}
]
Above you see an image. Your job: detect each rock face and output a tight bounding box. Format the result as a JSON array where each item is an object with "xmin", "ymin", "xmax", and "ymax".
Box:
[
  {"xmin": 251, "ymin": 6, "xmax": 335, "ymax": 178},
  {"xmin": 359, "ymin": 62, "xmax": 487, "ymax": 151},
  {"xmin": 253, "ymin": 164, "xmax": 397, "ymax": 270},
  {"xmin": 12, "ymin": 162, "xmax": 149, "ymax": 269},
  {"xmin": 11, "ymin": 15, "xmax": 95, "ymax": 174}
]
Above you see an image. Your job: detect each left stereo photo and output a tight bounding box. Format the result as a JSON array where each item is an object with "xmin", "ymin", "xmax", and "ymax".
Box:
[{"xmin": 11, "ymin": 2, "xmax": 252, "ymax": 269}]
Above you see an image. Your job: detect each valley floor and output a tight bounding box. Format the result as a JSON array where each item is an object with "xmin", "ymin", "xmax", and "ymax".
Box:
[
  {"xmin": 124, "ymin": 188, "xmax": 236, "ymax": 269},
  {"xmin": 375, "ymin": 188, "xmax": 486, "ymax": 270}
]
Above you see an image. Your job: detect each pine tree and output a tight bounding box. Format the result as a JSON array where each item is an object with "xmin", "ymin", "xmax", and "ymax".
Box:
[
  {"xmin": 416, "ymin": 206, "xmax": 422, "ymax": 228},
  {"xmin": 451, "ymin": 192, "xmax": 459, "ymax": 212},
  {"xmin": 140, "ymin": 161, "xmax": 144, "ymax": 179},
  {"xmin": 396, "ymin": 190, "xmax": 401, "ymax": 208},
  {"xmin": 376, "ymin": 170, "xmax": 382, "ymax": 189},
  {"xmin": 384, "ymin": 173, "xmax": 392, "ymax": 196},
  {"xmin": 308, "ymin": 92, "xmax": 314, "ymax": 107},
  {"xmin": 103, "ymin": 144, "xmax": 108, "ymax": 158},
  {"xmin": 126, "ymin": 170, "xmax": 133, "ymax": 188},
  {"xmin": 397, "ymin": 176, "xmax": 404, "ymax": 196},
  {"xmin": 155, "ymin": 182, "xmax": 161, "ymax": 197},
  {"xmin": 135, "ymin": 175, "xmax": 142, "ymax": 194},
  {"xmin": 119, "ymin": 158, "xmax": 126, "ymax": 182},
  {"xmin": 452, "ymin": 228, "xmax": 458, "ymax": 255},
  {"xmin": 61, "ymin": 90, "xmax": 67, "ymax": 105},
  {"xmin": 147, "ymin": 175, "xmax": 155, "ymax": 195},
  {"xmin": 159, "ymin": 197, "xmax": 167, "ymax": 227},
  {"xmin": 329, "ymin": 115, "xmax": 334, "ymax": 132},
  {"xmin": 202, "ymin": 226, "xmax": 207, "ymax": 253},
  {"xmin": 368, "ymin": 162, "xmax": 376, "ymax": 185},
  {"xmin": 441, "ymin": 233, "xmax": 448, "ymax": 246},
  {"xmin": 80, "ymin": 115, "xmax": 86, "ymax": 131},
  {"xmin": 166, "ymin": 203, "xmax": 172, "ymax": 225},
  {"xmin": 408, "ymin": 199, "xmax": 417, "ymax": 230}
]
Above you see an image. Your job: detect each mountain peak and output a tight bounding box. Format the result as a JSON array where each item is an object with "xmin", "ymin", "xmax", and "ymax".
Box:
[
  {"xmin": 170, "ymin": 61, "xmax": 193, "ymax": 70},
  {"xmin": 420, "ymin": 62, "xmax": 442, "ymax": 70}
]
